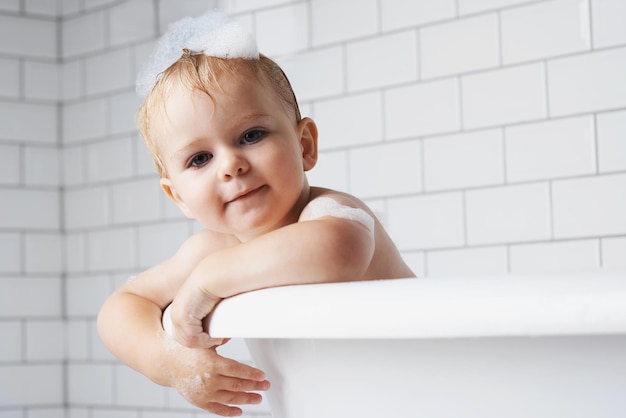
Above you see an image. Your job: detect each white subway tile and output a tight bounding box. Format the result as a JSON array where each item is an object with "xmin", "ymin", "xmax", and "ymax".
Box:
[
  {"xmin": 424, "ymin": 128, "xmax": 504, "ymax": 191},
  {"xmin": 505, "ymin": 116, "xmax": 596, "ymax": 182},
  {"xmin": 306, "ymin": 150, "xmax": 349, "ymax": 193},
  {"xmin": 109, "ymin": 0, "xmax": 155, "ymax": 47},
  {"xmin": 25, "ymin": 233, "xmax": 63, "ymax": 274},
  {"xmin": 381, "ymin": 0, "xmax": 455, "ymax": 31},
  {"xmin": 0, "ymin": 277, "xmax": 62, "ymax": 317},
  {"xmin": 64, "ymin": 186, "xmax": 110, "ymax": 230},
  {"xmin": 602, "ymin": 236, "xmax": 626, "ymax": 270},
  {"xmin": 115, "ymin": 366, "xmax": 167, "ymax": 407},
  {"xmin": 25, "ymin": 0, "xmax": 60, "ymax": 16},
  {"xmin": 67, "ymin": 364, "xmax": 113, "ymax": 404},
  {"xmin": 111, "ymin": 178, "xmax": 161, "ymax": 224},
  {"xmin": 385, "ymin": 79, "xmax": 461, "ymax": 139},
  {"xmin": 63, "ymin": 145, "xmax": 86, "ymax": 186},
  {"xmin": 26, "ymin": 408, "xmax": 66, "ymax": 418},
  {"xmin": 26, "ymin": 320, "xmax": 65, "ymax": 361},
  {"xmin": 459, "ymin": 0, "xmax": 533, "ymax": 14},
  {"xmin": 133, "ymin": 40, "xmax": 156, "ymax": 80},
  {"xmin": 462, "ymin": 63, "xmax": 547, "ymax": 129},
  {"xmin": 511, "ymin": 239, "xmax": 601, "ymax": 274},
  {"xmin": 0, "ymin": 365, "xmax": 64, "ymax": 406},
  {"xmin": 502, "ymin": 0, "xmax": 591, "ymax": 65},
  {"xmin": 314, "ymin": 92, "xmax": 383, "ymax": 150},
  {"xmin": 86, "ymin": 137, "xmax": 133, "ymax": 183},
  {"xmin": 0, "ymin": 58, "xmax": 19, "ymax": 98},
  {"xmin": 137, "ymin": 221, "xmax": 189, "ymax": 268},
  {"xmin": 92, "ymin": 410, "xmax": 138, "ymax": 418},
  {"xmin": 84, "ymin": 0, "xmax": 119, "ymax": 10},
  {"xmin": 0, "ymin": 188, "xmax": 60, "ymax": 230},
  {"xmin": 63, "ymin": 98, "xmax": 107, "ymax": 143},
  {"xmin": 349, "ymin": 140, "xmax": 422, "ymax": 199},
  {"xmin": 387, "ymin": 193, "xmax": 465, "ymax": 250},
  {"xmin": 161, "ymin": 192, "xmax": 186, "ymax": 220},
  {"xmin": 60, "ymin": 0, "xmax": 80, "ymax": 15},
  {"xmin": 0, "ymin": 144, "xmax": 20, "ymax": 185},
  {"xmin": 0, "ymin": 322, "xmax": 21, "ymax": 362},
  {"xmin": 548, "ymin": 47, "xmax": 626, "ymax": 116},
  {"xmin": 217, "ymin": 0, "xmax": 294, "ymax": 13},
  {"xmin": 597, "ymin": 110, "xmax": 626, "ymax": 173},
  {"xmin": 311, "ymin": 0, "xmax": 378, "ymax": 46},
  {"xmin": 0, "ymin": 232, "xmax": 20, "ymax": 273},
  {"xmin": 592, "ymin": 0, "xmax": 626, "ymax": 48},
  {"xmin": 0, "ymin": 16, "xmax": 56, "ymax": 59},
  {"xmin": 421, "ymin": 14, "xmax": 499, "ymax": 79},
  {"xmin": 24, "ymin": 60, "xmax": 59, "ymax": 101},
  {"xmin": 66, "ymin": 320, "xmax": 90, "ymax": 360},
  {"xmin": 85, "ymin": 48, "xmax": 133, "ymax": 95},
  {"xmin": 553, "ymin": 173, "xmax": 626, "ymax": 238},
  {"xmin": 61, "ymin": 60, "xmax": 82, "ymax": 101},
  {"xmin": 109, "ymin": 91, "xmax": 143, "ymax": 136},
  {"xmin": 141, "ymin": 411, "xmax": 194, "ymax": 418},
  {"xmin": 136, "ymin": 138, "xmax": 158, "ymax": 176},
  {"xmin": 65, "ymin": 233, "xmax": 88, "ymax": 273},
  {"xmin": 66, "ymin": 275, "xmax": 111, "ymax": 316},
  {"xmin": 401, "ymin": 251, "xmax": 426, "ymax": 277},
  {"xmin": 256, "ymin": 3, "xmax": 309, "ymax": 56},
  {"xmin": 347, "ymin": 30, "xmax": 418, "ymax": 92},
  {"xmin": 427, "ymin": 246, "xmax": 509, "ymax": 277},
  {"xmin": 24, "ymin": 146, "xmax": 60, "ymax": 186},
  {"xmin": 88, "ymin": 227, "xmax": 136, "ymax": 271},
  {"xmin": 62, "ymin": 11, "xmax": 106, "ymax": 58},
  {"xmin": 0, "ymin": 1, "xmax": 19, "ymax": 12},
  {"xmin": 0, "ymin": 101, "xmax": 57, "ymax": 143},
  {"xmin": 277, "ymin": 47, "xmax": 344, "ymax": 101},
  {"xmin": 466, "ymin": 183, "xmax": 551, "ymax": 245},
  {"xmin": 158, "ymin": 1, "xmax": 222, "ymax": 30}
]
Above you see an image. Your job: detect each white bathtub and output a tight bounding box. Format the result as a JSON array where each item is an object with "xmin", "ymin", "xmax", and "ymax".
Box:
[{"xmin": 206, "ymin": 274, "xmax": 626, "ymax": 418}]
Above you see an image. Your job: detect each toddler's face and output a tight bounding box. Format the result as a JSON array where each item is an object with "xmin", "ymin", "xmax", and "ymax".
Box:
[{"xmin": 153, "ymin": 72, "xmax": 316, "ymax": 241}]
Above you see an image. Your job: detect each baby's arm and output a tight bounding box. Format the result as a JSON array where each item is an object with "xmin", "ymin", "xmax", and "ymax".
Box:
[
  {"xmin": 170, "ymin": 195, "xmax": 376, "ymax": 347},
  {"xmin": 96, "ymin": 230, "xmax": 269, "ymax": 416}
]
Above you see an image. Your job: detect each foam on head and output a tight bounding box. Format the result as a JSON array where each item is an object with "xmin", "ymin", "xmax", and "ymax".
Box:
[{"xmin": 136, "ymin": 11, "xmax": 259, "ymax": 97}]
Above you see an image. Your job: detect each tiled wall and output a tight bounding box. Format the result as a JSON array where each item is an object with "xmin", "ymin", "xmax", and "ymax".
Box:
[
  {"xmin": 0, "ymin": 0, "xmax": 625, "ymax": 417},
  {"xmin": 0, "ymin": 0, "xmax": 65, "ymax": 417}
]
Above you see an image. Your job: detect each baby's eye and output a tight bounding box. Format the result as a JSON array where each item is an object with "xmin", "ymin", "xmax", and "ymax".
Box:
[
  {"xmin": 241, "ymin": 129, "xmax": 266, "ymax": 145},
  {"xmin": 188, "ymin": 152, "xmax": 211, "ymax": 168}
]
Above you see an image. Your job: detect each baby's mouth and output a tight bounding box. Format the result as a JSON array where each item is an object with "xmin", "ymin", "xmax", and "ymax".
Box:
[{"xmin": 227, "ymin": 186, "xmax": 265, "ymax": 204}]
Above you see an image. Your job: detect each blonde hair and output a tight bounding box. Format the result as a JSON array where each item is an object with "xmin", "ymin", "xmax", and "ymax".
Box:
[{"xmin": 137, "ymin": 53, "xmax": 301, "ymax": 178}]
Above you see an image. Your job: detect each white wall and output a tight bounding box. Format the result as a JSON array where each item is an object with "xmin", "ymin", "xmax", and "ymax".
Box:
[{"xmin": 0, "ymin": 0, "xmax": 625, "ymax": 417}]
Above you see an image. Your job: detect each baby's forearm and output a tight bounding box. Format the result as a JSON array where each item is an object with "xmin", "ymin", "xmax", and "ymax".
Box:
[
  {"xmin": 97, "ymin": 290, "xmax": 174, "ymax": 386},
  {"xmin": 189, "ymin": 218, "xmax": 374, "ymax": 298}
]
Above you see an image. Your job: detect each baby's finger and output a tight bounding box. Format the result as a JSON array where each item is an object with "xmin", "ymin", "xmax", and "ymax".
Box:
[
  {"xmin": 202, "ymin": 402, "xmax": 244, "ymax": 417},
  {"xmin": 217, "ymin": 357, "xmax": 268, "ymax": 382},
  {"xmin": 214, "ymin": 388, "xmax": 264, "ymax": 406},
  {"xmin": 217, "ymin": 375, "xmax": 271, "ymax": 394}
]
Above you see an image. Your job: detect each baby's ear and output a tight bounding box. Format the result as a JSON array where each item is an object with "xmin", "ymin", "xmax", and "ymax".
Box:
[
  {"xmin": 160, "ymin": 177, "xmax": 193, "ymax": 219},
  {"xmin": 298, "ymin": 117, "xmax": 318, "ymax": 171}
]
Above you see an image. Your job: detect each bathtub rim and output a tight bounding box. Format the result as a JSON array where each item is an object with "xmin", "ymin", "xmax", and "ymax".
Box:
[{"xmin": 207, "ymin": 273, "xmax": 626, "ymax": 340}]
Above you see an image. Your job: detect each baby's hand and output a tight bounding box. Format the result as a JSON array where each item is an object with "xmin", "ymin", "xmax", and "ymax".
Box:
[
  {"xmin": 164, "ymin": 340, "xmax": 270, "ymax": 416},
  {"xmin": 169, "ymin": 278, "xmax": 222, "ymax": 348}
]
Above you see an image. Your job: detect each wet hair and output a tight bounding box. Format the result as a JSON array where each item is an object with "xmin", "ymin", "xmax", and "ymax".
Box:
[{"xmin": 137, "ymin": 53, "xmax": 301, "ymax": 178}]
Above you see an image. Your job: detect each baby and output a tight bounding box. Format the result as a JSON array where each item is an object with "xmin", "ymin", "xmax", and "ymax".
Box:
[{"xmin": 97, "ymin": 11, "xmax": 414, "ymax": 417}]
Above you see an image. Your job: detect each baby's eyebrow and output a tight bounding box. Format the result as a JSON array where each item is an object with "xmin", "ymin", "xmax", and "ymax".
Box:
[{"xmin": 171, "ymin": 138, "xmax": 205, "ymax": 162}]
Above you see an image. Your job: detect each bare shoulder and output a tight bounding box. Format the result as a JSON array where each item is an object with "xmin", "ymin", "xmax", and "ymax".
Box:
[
  {"xmin": 307, "ymin": 187, "xmax": 370, "ymax": 209},
  {"xmin": 306, "ymin": 188, "xmax": 415, "ymax": 280}
]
